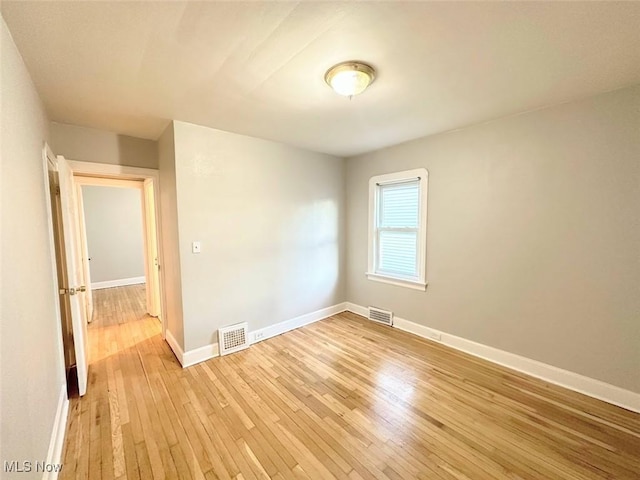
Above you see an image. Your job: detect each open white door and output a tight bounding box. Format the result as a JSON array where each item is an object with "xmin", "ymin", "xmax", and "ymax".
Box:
[
  {"xmin": 143, "ymin": 178, "xmax": 161, "ymax": 318},
  {"xmin": 57, "ymin": 155, "xmax": 89, "ymax": 396},
  {"xmin": 74, "ymin": 184, "xmax": 94, "ymax": 323}
]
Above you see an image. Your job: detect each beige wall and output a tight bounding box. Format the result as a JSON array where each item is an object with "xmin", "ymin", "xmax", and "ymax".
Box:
[
  {"xmin": 1, "ymin": 17, "xmax": 66, "ymax": 475},
  {"xmin": 172, "ymin": 121, "xmax": 346, "ymax": 351},
  {"xmin": 50, "ymin": 122, "xmax": 159, "ymax": 169},
  {"xmin": 82, "ymin": 185, "xmax": 145, "ymax": 283},
  {"xmin": 345, "ymin": 85, "xmax": 640, "ymax": 393},
  {"xmin": 158, "ymin": 123, "xmax": 185, "ymax": 347}
]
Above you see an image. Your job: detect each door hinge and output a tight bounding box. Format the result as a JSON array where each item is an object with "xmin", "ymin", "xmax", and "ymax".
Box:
[{"xmin": 55, "ymin": 186, "xmax": 60, "ymax": 195}]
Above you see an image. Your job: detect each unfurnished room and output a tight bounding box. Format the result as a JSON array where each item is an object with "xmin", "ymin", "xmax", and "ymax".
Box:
[{"xmin": 1, "ymin": 2, "xmax": 639, "ymax": 479}]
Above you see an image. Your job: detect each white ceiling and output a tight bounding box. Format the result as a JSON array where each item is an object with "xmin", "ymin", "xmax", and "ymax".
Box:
[{"xmin": 2, "ymin": 1, "xmax": 640, "ymax": 157}]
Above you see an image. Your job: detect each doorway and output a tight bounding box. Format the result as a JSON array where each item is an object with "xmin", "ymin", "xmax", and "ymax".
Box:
[
  {"xmin": 74, "ymin": 176, "xmax": 162, "ymax": 323},
  {"xmin": 43, "ymin": 146, "xmax": 165, "ymax": 397}
]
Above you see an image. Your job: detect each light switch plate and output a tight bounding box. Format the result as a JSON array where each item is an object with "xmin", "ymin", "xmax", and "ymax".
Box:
[{"xmin": 192, "ymin": 241, "xmax": 201, "ymax": 254}]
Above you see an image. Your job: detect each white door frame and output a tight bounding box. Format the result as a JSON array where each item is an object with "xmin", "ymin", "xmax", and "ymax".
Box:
[
  {"xmin": 66, "ymin": 160, "xmax": 167, "ymax": 339},
  {"xmin": 74, "ymin": 176, "xmax": 160, "ymax": 316},
  {"xmin": 143, "ymin": 178, "xmax": 162, "ymax": 318}
]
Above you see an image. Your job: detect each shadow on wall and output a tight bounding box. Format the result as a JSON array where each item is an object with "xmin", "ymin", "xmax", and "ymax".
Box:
[
  {"xmin": 285, "ymin": 198, "xmax": 341, "ymax": 305},
  {"xmin": 117, "ymin": 134, "xmax": 159, "ymax": 168},
  {"xmin": 50, "ymin": 122, "xmax": 159, "ymax": 168}
]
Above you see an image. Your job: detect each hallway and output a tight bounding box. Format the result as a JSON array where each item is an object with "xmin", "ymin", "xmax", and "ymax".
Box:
[
  {"xmin": 86, "ymin": 284, "xmax": 159, "ymax": 361},
  {"xmin": 61, "ymin": 284, "xmax": 170, "ymax": 479}
]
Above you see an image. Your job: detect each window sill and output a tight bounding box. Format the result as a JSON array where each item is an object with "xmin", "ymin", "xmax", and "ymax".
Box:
[{"xmin": 365, "ymin": 272, "xmax": 427, "ymax": 291}]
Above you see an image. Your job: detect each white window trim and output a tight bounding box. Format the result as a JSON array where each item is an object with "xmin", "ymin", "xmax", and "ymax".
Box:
[{"xmin": 366, "ymin": 168, "xmax": 428, "ymax": 291}]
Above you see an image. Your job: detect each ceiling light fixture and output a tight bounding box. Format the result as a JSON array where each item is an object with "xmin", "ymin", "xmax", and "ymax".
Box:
[{"xmin": 325, "ymin": 61, "xmax": 376, "ymax": 97}]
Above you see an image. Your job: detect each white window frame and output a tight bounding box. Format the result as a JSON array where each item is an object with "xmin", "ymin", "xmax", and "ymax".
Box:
[{"xmin": 367, "ymin": 168, "xmax": 428, "ymax": 291}]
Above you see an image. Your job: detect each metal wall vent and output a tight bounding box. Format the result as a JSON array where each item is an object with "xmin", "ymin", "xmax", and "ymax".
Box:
[
  {"xmin": 368, "ymin": 307, "xmax": 393, "ymax": 326},
  {"xmin": 218, "ymin": 322, "xmax": 249, "ymax": 356}
]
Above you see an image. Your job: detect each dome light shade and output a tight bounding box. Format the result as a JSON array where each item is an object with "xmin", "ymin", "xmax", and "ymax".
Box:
[{"xmin": 325, "ymin": 61, "xmax": 375, "ymax": 97}]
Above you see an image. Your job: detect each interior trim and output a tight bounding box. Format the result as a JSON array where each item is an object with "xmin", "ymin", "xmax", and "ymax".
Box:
[
  {"xmin": 43, "ymin": 383, "xmax": 69, "ymax": 480},
  {"xmin": 91, "ymin": 276, "xmax": 146, "ymax": 290},
  {"xmin": 345, "ymin": 302, "xmax": 640, "ymax": 413},
  {"xmin": 165, "ymin": 302, "xmax": 349, "ymax": 368}
]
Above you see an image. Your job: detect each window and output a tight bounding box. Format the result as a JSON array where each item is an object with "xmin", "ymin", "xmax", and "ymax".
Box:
[{"xmin": 367, "ymin": 168, "xmax": 428, "ymax": 290}]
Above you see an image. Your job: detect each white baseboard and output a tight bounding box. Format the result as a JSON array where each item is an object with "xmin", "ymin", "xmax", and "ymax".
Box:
[
  {"xmin": 165, "ymin": 329, "xmax": 185, "ymax": 365},
  {"xmin": 165, "ymin": 302, "xmax": 348, "ymax": 369},
  {"xmin": 43, "ymin": 384, "xmax": 69, "ymax": 480},
  {"xmin": 345, "ymin": 303, "xmax": 640, "ymax": 413},
  {"xmin": 91, "ymin": 276, "xmax": 145, "ymax": 290},
  {"xmin": 165, "ymin": 329, "xmax": 220, "ymax": 368},
  {"xmin": 182, "ymin": 342, "xmax": 220, "ymax": 368},
  {"xmin": 250, "ymin": 302, "xmax": 348, "ymax": 345},
  {"xmin": 345, "ymin": 302, "xmax": 368, "ymax": 317}
]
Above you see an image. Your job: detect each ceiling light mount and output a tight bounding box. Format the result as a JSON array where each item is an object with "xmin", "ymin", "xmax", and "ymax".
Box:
[{"xmin": 325, "ymin": 61, "xmax": 376, "ymax": 97}]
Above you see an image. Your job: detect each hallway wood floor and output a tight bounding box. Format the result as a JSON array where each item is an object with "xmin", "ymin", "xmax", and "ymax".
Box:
[{"xmin": 60, "ymin": 285, "xmax": 640, "ymax": 479}]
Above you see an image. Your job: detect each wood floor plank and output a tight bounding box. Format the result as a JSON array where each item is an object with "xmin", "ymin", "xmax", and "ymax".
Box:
[{"xmin": 60, "ymin": 285, "xmax": 640, "ymax": 480}]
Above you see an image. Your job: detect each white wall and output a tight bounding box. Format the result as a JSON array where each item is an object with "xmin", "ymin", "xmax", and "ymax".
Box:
[
  {"xmin": 1, "ymin": 17, "xmax": 66, "ymax": 476},
  {"xmin": 158, "ymin": 122, "xmax": 185, "ymax": 346},
  {"xmin": 172, "ymin": 121, "xmax": 346, "ymax": 352},
  {"xmin": 82, "ymin": 185, "xmax": 145, "ymax": 284},
  {"xmin": 51, "ymin": 122, "xmax": 158, "ymax": 169},
  {"xmin": 345, "ymin": 85, "xmax": 640, "ymax": 393}
]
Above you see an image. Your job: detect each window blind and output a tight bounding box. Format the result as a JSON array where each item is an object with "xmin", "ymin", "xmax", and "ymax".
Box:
[{"xmin": 376, "ymin": 180, "xmax": 420, "ymax": 278}]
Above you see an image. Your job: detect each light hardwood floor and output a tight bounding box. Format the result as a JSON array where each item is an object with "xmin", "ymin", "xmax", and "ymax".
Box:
[{"xmin": 60, "ymin": 284, "xmax": 640, "ymax": 479}]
